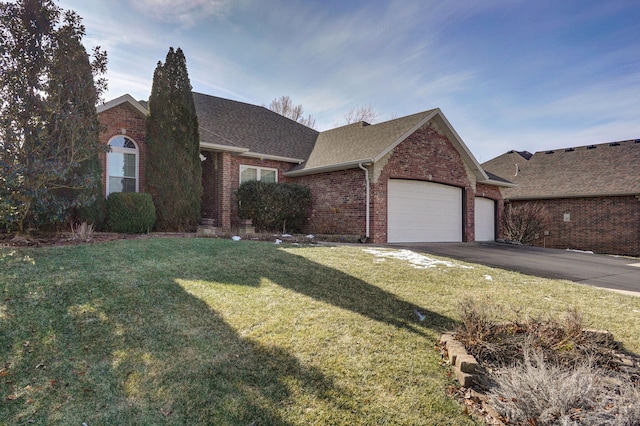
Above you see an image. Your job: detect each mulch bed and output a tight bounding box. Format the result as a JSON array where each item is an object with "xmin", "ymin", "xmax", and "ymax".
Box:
[{"xmin": 0, "ymin": 231, "xmax": 195, "ymax": 248}]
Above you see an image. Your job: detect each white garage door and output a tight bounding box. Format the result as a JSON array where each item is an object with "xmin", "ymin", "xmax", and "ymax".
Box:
[
  {"xmin": 388, "ymin": 179, "xmax": 463, "ymax": 243},
  {"xmin": 474, "ymin": 197, "xmax": 495, "ymax": 241}
]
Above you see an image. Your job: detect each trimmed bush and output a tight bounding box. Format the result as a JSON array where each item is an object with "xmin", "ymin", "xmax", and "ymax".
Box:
[
  {"xmin": 236, "ymin": 181, "xmax": 311, "ymax": 233},
  {"xmin": 106, "ymin": 192, "xmax": 156, "ymax": 233}
]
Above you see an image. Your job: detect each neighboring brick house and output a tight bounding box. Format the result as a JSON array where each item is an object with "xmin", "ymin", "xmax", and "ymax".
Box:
[
  {"xmin": 97, "ymin": 92, "xmax": 511, "ymax": 243},
  {"xmin": 482, "ymin": 140, "xmax": 640, "ymax": 256}
]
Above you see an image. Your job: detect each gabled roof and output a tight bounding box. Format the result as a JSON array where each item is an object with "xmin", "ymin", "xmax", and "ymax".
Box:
[
  {"xmin": 285, "ymin": 108, "xmax": 495, "ymax": 184},
  {"xmin": 97, "ymin": 94, "xmax": 148, "ymax": 116},
  {"xmin": 483, "ymin": 139, "xmax": 640, "ymax": 199},
  {"xmin": 193, "ymin": 92, "xmax": 318, "ymax": 163},
  {"xmin": 295, "ymin": 110, "xmax": 435, "ymax": 171}
]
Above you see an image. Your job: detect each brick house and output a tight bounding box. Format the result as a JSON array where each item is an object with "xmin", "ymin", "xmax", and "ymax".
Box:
[
  {"xmin": 97, "ymin": 92, "xmax": 511, "ymax": 243},
  {"xmin": 482, "ymin": 140, "xmax": 640, "ymax": 256}
]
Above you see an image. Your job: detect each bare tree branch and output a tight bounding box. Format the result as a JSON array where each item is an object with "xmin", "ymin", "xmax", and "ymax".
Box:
[
  {"xmin": 343, "ymin": 104, "xmax": 380, "ymax": 125},
  {"xmin": 265, "ymin": 95, "xmax": 316, "ymax": 129}
]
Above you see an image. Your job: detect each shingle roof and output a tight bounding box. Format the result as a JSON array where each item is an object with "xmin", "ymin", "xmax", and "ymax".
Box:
[
  {"xmin": 482, "ymin": 139, "xmax": 640, "ymax": 199},
  {"xmin": 297, "ymin": 110, "xmax": 436, "ymax": 171},
  {"xmin": 193, "ymin": 92, "xmax": 318, "ymax": 161}
]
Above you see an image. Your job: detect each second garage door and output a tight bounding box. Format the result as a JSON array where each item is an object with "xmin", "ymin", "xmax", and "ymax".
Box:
[
  {"xmin": 474, "ymin": 197, "xmax": 495, "ymax": 241},
  {"xmin": 388, "ymin": 179, "xmax": 463, "ymax": 243}
]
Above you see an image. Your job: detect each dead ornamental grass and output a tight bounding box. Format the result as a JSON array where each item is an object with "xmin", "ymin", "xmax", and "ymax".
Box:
[{"xmin": 454, "ymin": 302, "xmax": 640, "ymax": 425}]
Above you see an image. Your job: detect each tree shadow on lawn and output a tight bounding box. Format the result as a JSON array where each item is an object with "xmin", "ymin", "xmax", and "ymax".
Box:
[
  {"xmin": 193, "ymin": 241, "xmax": 454, "ymax": 336},
  {"xmin": 0, "ymin": 239, "xmax": 455, "ymax": 424},
  {"xmin": 0, "ymin": 249, "xmax": 350, "ymax": 424}
]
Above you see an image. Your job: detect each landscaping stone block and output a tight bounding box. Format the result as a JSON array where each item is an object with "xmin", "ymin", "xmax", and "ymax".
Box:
[
  {"xmin": 440, "ymin": 333, "xmax": 455, "ymax": 345},
  {"xmin": 455, "ymin": 368, "xmax": 474, "ymax": 387},
  {"xmin": 455, "ymin": 354, "xmax": 478, "ymax": 374},
  {"xmin": 446, "ymin": 342, "xmax": 467, "ymax": 365}
]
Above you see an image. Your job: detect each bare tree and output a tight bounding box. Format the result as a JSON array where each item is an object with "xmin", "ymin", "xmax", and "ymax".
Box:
[
  {"xmin": 503, "ymin": 202, "xmax": 551, "ymax": 244},
  {"xmin": 342, "ymin": 104, "xmax": 380, "ymax": 125},
  {"xmin": 265, "ymin": 95, "xmax": 316, "ymax": 129}
]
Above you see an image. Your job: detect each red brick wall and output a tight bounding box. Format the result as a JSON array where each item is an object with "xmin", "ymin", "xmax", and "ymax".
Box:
[
  {"xmin": 296, "ymin": 169, "xmax": 367, "ymax": 236},
  {"xmin": 371, "ymin": 123, "xmax": 475, "ymax": 243},
  {"xmin": 511, "ymin": 196, "xmax": 640, "ymax": 256},
  {"xmin": 98, "ymin": 103, "xmax": 147, "ymax": 195}
]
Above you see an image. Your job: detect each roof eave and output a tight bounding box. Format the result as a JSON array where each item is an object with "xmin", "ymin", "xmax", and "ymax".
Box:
[
  {"xmin": 199, "ymin": 142, "xmax": 248, "ymax": 153},
  {"xmin": 479, "ymin": 179, "xmax": 517, "ymax": 188},
  {"xmin": 240, "ymin": 152, "xmax": 306, "ymax": 164},
  {"xmin": 283, "ymin": 159, "xmax": 375, "ymax": 177},
  {"xmin": 97, "ymin": 94, "xmax": 148, "ymax": 116}
]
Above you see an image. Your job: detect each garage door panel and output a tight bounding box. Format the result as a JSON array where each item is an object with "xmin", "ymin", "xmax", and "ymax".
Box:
[
  {"xmin": 474, "ymin": 197, "xmax": 495, "ymax": 241},
  {"xmin": 388, "ymin": 180, "xmax": 462, "ymax": 243}
]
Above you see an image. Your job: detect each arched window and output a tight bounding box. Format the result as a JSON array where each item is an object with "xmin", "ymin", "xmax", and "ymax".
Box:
[{"xmin": 106, "ymin": 136, "xmax": 138, "ymax": 195}]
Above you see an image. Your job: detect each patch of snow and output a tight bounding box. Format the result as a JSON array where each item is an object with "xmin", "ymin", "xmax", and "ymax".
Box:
[
  {"xmin": 363, "ymin": 248, "xmax": 472, "ymax": 269},
  {"xmin": 566, "ymin": 248, "xmax": 594, "ymax": 254},
  {"xmin": 274, "ymin": 239, "xmax": 282, "ymax": 244},
  {"xmin": 231, "ymin": 236, "xmax": 241, "ymax": 241},
  {"xmin": 483, "ymin": 275, "xmax": 493, "ymax": 281},
  {"xmin": 281, "ymin": 234, "xmax": 292, "ymax": 238},
  {"xmin": 306, "ymin": 234, "xmax": 315, "ymax": 239}
]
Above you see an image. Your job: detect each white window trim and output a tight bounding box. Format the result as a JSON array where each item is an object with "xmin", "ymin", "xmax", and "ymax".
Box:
[
  {"xmin": 106, "ymin": 135, "xmax": 139, "ymax": 195},
  {"xmin": 239, "ymin": 165, "xmax": 278, "ymax": 183}
]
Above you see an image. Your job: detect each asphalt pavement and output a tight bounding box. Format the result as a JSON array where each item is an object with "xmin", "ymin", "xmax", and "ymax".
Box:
[{"xmin": 391, "ymin": 242, "xmax": 640, "ymax": 296}]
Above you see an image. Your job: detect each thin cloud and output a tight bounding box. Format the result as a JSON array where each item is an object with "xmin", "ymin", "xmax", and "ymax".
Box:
[{"xmin": 129, "ymin": 0, "xmax": 235, "ymax": 27}]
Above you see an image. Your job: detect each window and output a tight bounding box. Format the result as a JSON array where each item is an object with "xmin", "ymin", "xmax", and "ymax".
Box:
[
  {"xmin": 240, "ymin": 165, "xmax": 277, "ymax": 183},
  {"xmin": 106, "ymin": 136, "xmax": 138, "ymax": 195}
]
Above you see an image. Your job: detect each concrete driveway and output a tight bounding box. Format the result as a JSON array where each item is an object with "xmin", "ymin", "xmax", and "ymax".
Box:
[{"xmin": 391, "ymin": 242, "xmax": 640, "ymax": 296}]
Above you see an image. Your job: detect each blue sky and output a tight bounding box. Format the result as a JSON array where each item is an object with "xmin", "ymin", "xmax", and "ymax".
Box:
[{"xmin": 57, "ymin": 0, "xmax": 640, "ymax": 161}]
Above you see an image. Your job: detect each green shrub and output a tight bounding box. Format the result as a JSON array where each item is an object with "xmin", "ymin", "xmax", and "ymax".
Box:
[
  {"xmin": 236, "ymin": 181, "xmax": 311, "ymax": 233},
  {"xmin": 106, "ymin": 192, "xmax": 156, "ymax": 233}
]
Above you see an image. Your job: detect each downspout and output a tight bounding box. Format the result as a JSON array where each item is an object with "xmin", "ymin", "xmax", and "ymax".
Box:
[{"xmin": 358, "ymin": 163, "xmax": 370, "ymax": 241}]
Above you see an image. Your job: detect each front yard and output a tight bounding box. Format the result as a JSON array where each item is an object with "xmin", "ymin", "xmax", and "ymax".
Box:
[{"xmin": 1, "ymin": 238, "xmax": 639, "ymax": 425}]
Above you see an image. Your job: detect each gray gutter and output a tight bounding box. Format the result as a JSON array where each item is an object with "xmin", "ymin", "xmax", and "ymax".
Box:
[
  {"xmin": 283, "ymin": 159, "xmax": 375, "ymax": 177},
  {"xmin": 240, "ymin": 152, "xmax": 306, "ymax": 164},
  {"xmin": 479, "ymin": 179, "xmax": 518, "ymax": 188},
  {"xmin": 199, "ymin": 142, "xmax": 248, "ymax": 153}
]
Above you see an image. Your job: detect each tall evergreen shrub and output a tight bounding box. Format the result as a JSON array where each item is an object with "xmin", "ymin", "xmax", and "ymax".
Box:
[{"xmin": 145, "ymin": 47, "xmax": 202, "ymax": 231}]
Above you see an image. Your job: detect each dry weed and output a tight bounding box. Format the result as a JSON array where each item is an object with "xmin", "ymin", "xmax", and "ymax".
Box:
[{"xmin": 70, "ymin": 221, "xmax": 95, "ymax": 241}]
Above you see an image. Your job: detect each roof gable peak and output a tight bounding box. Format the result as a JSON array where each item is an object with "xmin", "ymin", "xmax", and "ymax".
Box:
[{"xmin": 97, "ymin": 94, "xmax": 148, "ymax": 116}]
